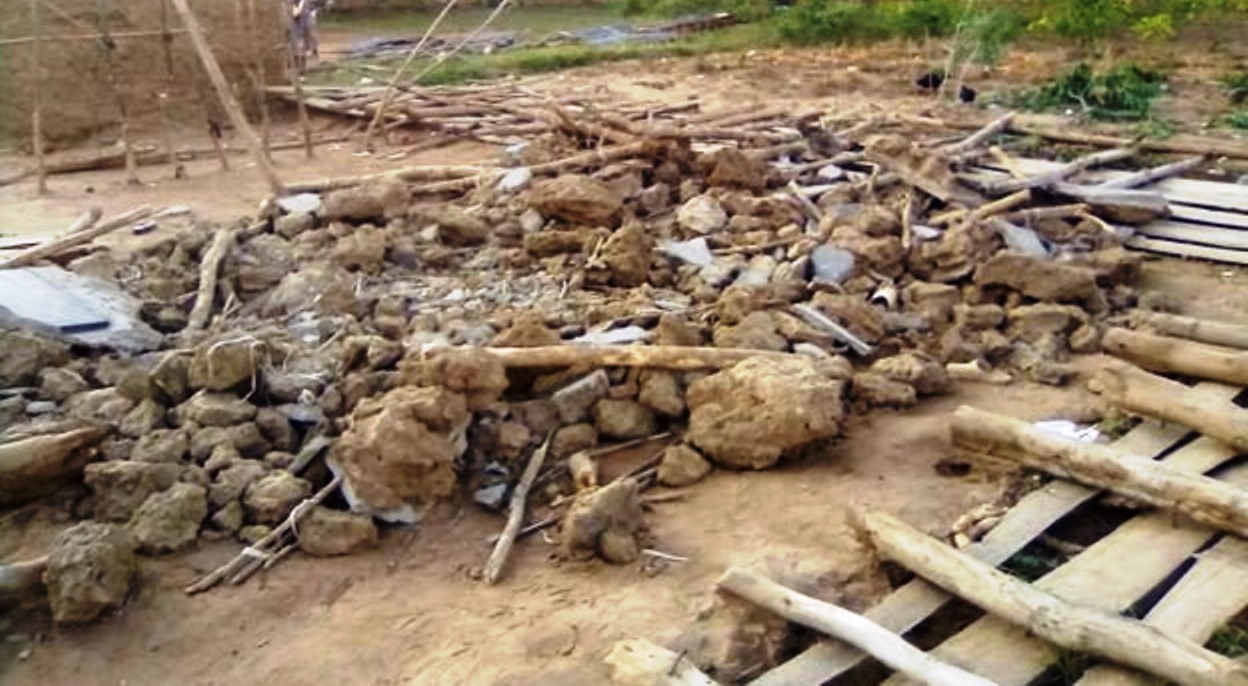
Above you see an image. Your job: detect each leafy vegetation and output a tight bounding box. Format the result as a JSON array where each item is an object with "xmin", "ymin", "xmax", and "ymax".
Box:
[
  {"xmin": 1207, "ymin": 623, "xmax": 1248, "ymax": 658},
  {"xmin": 1015, "ymin": 62, "xmax": 1167, "ymax": 121},
  {"xmin": 1228, "ymin": 112, "xmax": 1248, "ymax": 130}
]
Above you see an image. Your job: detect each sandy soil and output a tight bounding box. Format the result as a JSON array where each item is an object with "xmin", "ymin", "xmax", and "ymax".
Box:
[{"xmin": 2, "ymin": 33, "xmax": 1247, "ymax": 686}]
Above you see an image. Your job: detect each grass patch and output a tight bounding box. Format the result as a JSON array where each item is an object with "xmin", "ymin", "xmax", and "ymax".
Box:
[
  {"xmin": 1208, "ymin": 624, "xmax": 1248, "ymax": 658},
  {"xmin": 1223, "ymin": 71, "xmax": 1248, "ymax": 103},
  {"xmin": 1227, "ymin": 111, "xmax": 1248, "ymax": 130},
  {"xmin": 1001, "ymin": 543, "xmax": 1064, "ymax": 583},
  {"xmin": 321, "ymin": 5, "xmax": 625, "ymax": 38},
  {"xmin": 1015, "ymin": 62, "xmax": 1167, "ymax": 121},
  {"xmin": 310, "ymin": 21, "xmax": 780, "ymax": 88}
]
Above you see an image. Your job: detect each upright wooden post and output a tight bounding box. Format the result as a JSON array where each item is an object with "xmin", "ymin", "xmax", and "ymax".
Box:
[
  {"xmin": 281, "ymin": 0, "xmax": 314, "ymax": 159},
  {"xmin": 169, "ymin": 0, "xmax": 284, "ymax": 195},
  {"xmin": 96, "ymin": 0, "xmax": 140, "ymax": 186},
  {"xmin": 245, "ymin": 0, "xmax": 272, "ymax": 157},
  {"xmin": 29, "ymin": 0, "xmax": 48, "ymax": 194}
]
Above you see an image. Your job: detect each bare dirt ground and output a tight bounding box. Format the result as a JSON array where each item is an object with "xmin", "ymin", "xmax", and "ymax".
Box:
[{"xmin": 3, "ymin": 35, "xmax": 1248, "ymax": 686}]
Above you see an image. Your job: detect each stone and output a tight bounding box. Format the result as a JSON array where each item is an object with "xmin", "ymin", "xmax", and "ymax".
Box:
[
  {"xmin": 25, "ymin": 400, "xmax": 56, "ymax": 415},
  {"xmin": 524, "ymin": 229, "xmax": 594, "ymax": 257},
  {"xmin": 84, "ymin": 461, "xmax": 184, "ymax": 522},
  {"xmin": 203, "ymin": 444, "xmax": 241, "ymax": 475},
  {"xmin": 687, "ymin": 357, "xmax": 844, "ymax": 470},
  {"xmin": 129, "ymin": 482, "xmax": 208, "ymax": 554},
  {"xmin": 210, "ymin": 500, "xmax": 245, "ymax": 533},
  {"xmin": 870, "ymin": 353, "xmax": 951, "ymax": 396},
  {"xmin": 210, "ymin": 460, "xmax": 269, "ymax": 509},
  {"xmin": 658, "ymin": 444, "xmax": 712, "ymax": 487},
  {"xmin": 491, "ymin": 314, "xmax": 561, "ymax": 348},
  {"xmin": 320, "ymin": 180, "xmax": 407, "ymax": 222},
  {"xmin": 190, "ymin": 423, "xmax": 268, "ymax": 461},
  {"xmin": 187, "ymin": 338, "xmax": 261, "ymax": 392},
  {"xmin": 130, "ymin": 428, "xmax": 189, "ymax": 463},
  {"xmin": 149, "ymin": 353, "xmax": 191, "ymax": 405},
  {"xmin": 552, "ymin": 370, "xmax": 611, "ymax": 424},
  {"xmin": 119, "ymin": 399, "xmax": 166, "ymax": 438},
  {"xmin": 64, "ymin": 388, "xmax": 135, "ymax": 425},
  {"xmin": 275, "ymin": 212, "xmax": 315, "ymax": 239},
  {"xmin": 255, "ymin": 407, "xmax": 297, "ymax": 453},
  {"xmin": 975, "ymin": 253, "xmax": 1106, "ymax": 310},
  {"xmin": 0, "ymin": 329, "xmax": 70, "ymax": 386},
  {"xmin": 238, "ymin": 525, "xmax": 272, "ymax": 544},
  {"xmin": 398, "ymin": 347, "xmax": 509, "ymax": 411},
  {"xmin": 178, "ymin": 392, "xmax": 257, "ymax": 427},
  {"xmin": 551, "ymin": 423, "xmax": 598, "ymax": 459},
  {"xmin": 810, "ymin": 293, "xmax": 887, "ymax": 344},
  {"xmin": 593, "ymin": 399, "xmax": 657, "ymax": 440},
  {"xmin": 903, "ymin": 281, "xmax": 961, "ymax": 324},
  {"xmin": 851, "ymin": 372, "xmax": 917, "ymax": 409},
  {"xmin": 511, "ymin": 399, "xmax": 561, "ymax": 436},
  {"xmin": 810, "ymin": 244, "xmax": 856, "ymax": 284},
  {"xmin": 655, "ymin": 313, "xmax": 706, "ymax": 347},
  {"xmin": 702, "ymin": 147, "xmax": 766, "ymax": 192},
  {"xmin": 474, "ymin": 482, "xmax": 509, "ymax": 510},
  {"xmin": 236, "ymin": 234, "xmax": 296, "ymax": 293},
  {"xmin": 638, "ymin": 371, "xmax": 685, "ymax": 417},
  {"xmin": 39, "ymin": 368, "xmax": 88, "ymax": 402},
  {"xmin": 243, "ymin": 471, "xmax": 312, "ymax": 525},
  {"xmin": 44, "ymin": 522, "xmax": 136, "ymax": 624},
  {"xmin": 264, "ymin": 451, "xmax": 295, "ymax": 470},
  {"xmin": 562, "ymin": 477, "xmax": 644, "ymax": 564},
  {"xmin": 954, "ymin": 304, "xmax": 1005, "ymax": 331},
  {"xmin": 296, "ymin": 506, "xmax": 378, "ymax": 556},
  {"xmin": 1007, "ymin": 303, "xmax": 1084, "ymax": 343},
  {"xmin": 427, "ymin": 207, "xmax": 489, "ymax": 246},
  {"xmin": 713, "ymin": 311, "xmax": 787, "ymax": 352},
  {"xmin": 593, "ymin": 223, "xmax": 652, "ymax": 287},
  {"xmin": 261, "ymin": 262, "xmax": 358, "ymax": 318},
  {"xmin": 264, "ymin": 369, "xmax": 326, "ymax": 404},
  {"xmin": 678, "ymin": 195, "xmax": 728, "ymax": 234},
  {"xmin": 529, "ymin": 174, "xmax": 623, "ymax": 227},
  {"xmin": 1070, "ymin": 324, "xmax": 1103, "ymax": 354},
  {"xmin": 637, "ymin": 182, "xmax": 671, "ymax": 216},
  {"xmin": 0, "ymin": 396, "xmax": 25, "ymax": 428},
  {"xmin": 332, "ymin": 225, "xmax": 388, "ymax": 272},
  {"xmin": 332, "ymin": 386, "xmax": 470, "ymax": 520}
]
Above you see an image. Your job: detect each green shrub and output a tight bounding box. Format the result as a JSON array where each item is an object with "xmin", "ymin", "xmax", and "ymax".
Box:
[
  {"xmin": 776, "ymin": 1, "xmax": 885, "ymax": 44},
  {"xmin": 616, "ymin": 0, "xmax": 769, "ymax": 21},
  {"xmin": 1227, "ymin": 112, "xmax": 1248, "ymax": 130},
  {"xmin": 1016, "ymin": 62, "xmax": 1167, "ymax": 121},
  {"xmin": 893, "ymin": 0, "xmax": 963, "ymax": 39}
]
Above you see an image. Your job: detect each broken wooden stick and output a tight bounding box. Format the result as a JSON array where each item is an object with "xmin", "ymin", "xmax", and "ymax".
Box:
[
  {"xmin": 1103, "ymin": 328, "xmax": 1248, "ymax": 386},
  {"xmin": 0, "ymin": 555, "xmax": 48, "ymax": 606},
  {"xmin": 979, "ymin": 147, "xmax": 1136, "ymax": 196},
  {"xmin": 2, "ymin": 205, "xmax": 154, "ymax": 269},
  {"xmin": 484, "ymin": 345, "xmax": 848, "ymax": 375},
  {"xmin": 0, "ymin": 426, "xmax": 110, "ymax": 506},
  {"xmin": 1091, "ymin": 361, "xmax": 1248, "ymax": 452},
  {"xmin": 941, "ymin": 111, "xmax": 1016, "ymax": 156},
  {"xmin": 718, "ymin": 567, "xmax": 999, "ymax": 686},
  {"xmin": 790, "ymin": 304, "xmax": 874, "ymax": 356},
  {"xmin": 605, "ymin": 638, "xmax": 720, "ymax": 686},
  {"xmin": 1095, "ymin": 156, "xmax": 1205, "ymax": 190},
  {"xmin": 946, "ymin": 360, "xmax": 1011, "ymax": 385},
  {"xmin": 856, "ymin": 509, "xmax": 1248, "ymax": 686},
  {"xmin": 185, "ymin": 473, "xmax": 342, "ymax": 594},
  {"xmin": 169, "ymin": 0, "xmax": 283, "ymax": 195},
  {"xmin": 951, "ymin": 405, "xmax": 1248, "ymax": 539},
  {"xmin": 286, "ymin": 164, "xmax": 488, "ymax": 193},
  {"xmin": 187, "ymin": 226, "xmax": 238, "ymax": 331},
  {"xmin": 483, "ymin": 434, "xmax": 551, "ymax": 585},
  {"xmin": 1133, "ymin": 312, "xmax": 1248, "ymax": 351}
]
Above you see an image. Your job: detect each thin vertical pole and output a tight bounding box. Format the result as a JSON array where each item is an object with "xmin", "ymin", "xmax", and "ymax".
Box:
[
  {"xmin": 281, "ymin": 0, "xmax": 313, "ymax": 158},
  {"xmin": 29, "ymin": 0, "xmax": 48, "ymax": 194}
]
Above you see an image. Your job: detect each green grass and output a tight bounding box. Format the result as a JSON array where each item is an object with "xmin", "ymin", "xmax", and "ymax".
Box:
[
  {"xmin": 1208, "ymin": 624, "xmax": 1248, "ymax": 658},
  {"xmin": 1228, "ymin": 111, "xmax": 1248, "ymax": 130},
  {"xmin": 309, "ymin": 21, "xmax": 779, "ymax": 88},
  {"xmin": 1014, "ymin": 62, "xmax": 1167, "ymax": 122},
  {"xmin": 321, "ymin": 5, "xmax": 626, "ymax": 39}
]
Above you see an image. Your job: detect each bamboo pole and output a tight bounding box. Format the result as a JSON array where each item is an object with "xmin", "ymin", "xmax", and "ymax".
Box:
[
  {"xmin": 169, "ymin": 0, "xmax": 283, "ymax": 194},
  {"xmin": 856, "ymin": 509, "xmax": 1248, "ymax": 686},
  {"xmin": 187, "ymin": 227, "xmax": 237, "ymax": 330},
  {"xmin": 246, "ymin": 0, "xmax": 272, "ymax": 157},
  {"xmin": 280, "ymin": 0, "xmax": 314, "ymax": 159},
  {"xmin": 1091, "ymin": 361, "xmax": 1248, "ymax": 452},
  {"xmin": 950, "ymin": 405, "xmax": 1248, "ymax": 539},
  {"xmin": 29, "ymin": 0, "xmax": 47, "ymax": 194},
  {"xmin": 1103, "ymin": 328, "xmax": 1248, "ymax": 386},
  {"xmin": 483, "ymin": 435, "xmax": 550, "ymax": 585},
  {"xmin": 362, "ymin": 0, "xmax": 460, "ymax": 150},
  {"xmin": 718, "ymin": 568, "xmax": 1000, "ymax": 686},
  {"xmin": 1134, "ymin": 312, "xmax": 1248, "ymax": 351}
]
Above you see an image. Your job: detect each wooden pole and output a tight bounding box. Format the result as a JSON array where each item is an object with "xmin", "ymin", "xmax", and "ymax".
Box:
[
  {"xmin": 483, "ymin": 434, "xmax": 550, "ymax": 584},
  {"xmin": 0, "ymin": 426, "xmax": 109, "ymax": 506},
  {"xmin": 187, "ymin": 227, "xmax": 237, "ymax": 330},
  {"xmin": 718, "ymin": 568, "xmax": 1000, "ymax": 686},
  {"xmin": 1103, "ymin": 328, "xmax": 1248, "ymax": 386},
  {"xmin": 951, "ymin": 405, "xmax": 1248, "ymax": 539},
  {"xmin": 1091, "ymin": 361, "xmax": 1248, "ymax": 452},
  {"xmin": 484, "ymin": 345, "xmax": 850, "ymax": 375},
  {"xmin": 362, "ymin": 0, "xmax": 461, "ymax": 150},
  {"xmin": 856, "ymin": 509, "xmax": 1248, "ymax": 686},
  {"xmin": 245, "ymin": 0, "xmax": 272, "ymax": 157},
  {"xmin": 281, "ymin": 0, "xmax": 314, "ymax": 159},
  {"xmin": 2, "ymin": 205, "xmax": 154, "ymax": 268},
  {"xmin": 1134, "ymin": 312, "xmax": 1248, "ymax": 351},
  {"xmin": 168, "ymin": 0, "xmax": 284, "ymax": 194},
  {"xmin": 29, "ymin": 0, "xmax": 48, "ymax": 194},
  {"xmin": 95, "ymin": 0, "xmax": 140, "ymax": 185}
]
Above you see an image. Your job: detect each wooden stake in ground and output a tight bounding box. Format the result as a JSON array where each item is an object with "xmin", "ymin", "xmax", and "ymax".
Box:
[
  {"xmin": 245, "ymin": 0, "xmax": 272, "ymax": 157},
  {"xmin": 718, "ymin": 568, "xmax": 1000, "ymax": 686},
  {"xmin": 855, "ymin": 509, "xmax": 1248, "ymax": 686},
  {"xmin": 168, "ymin": 0, "xmax": 284, "ymax": 195},
  {"xmin": 2, "ymin": 205, "xmax": 153, "ymax": 269},
  {"xmin": 1091, "ymin": 361, "xmax": 1248, "ymax": 452},
  {"xmin": 362, "ymin": 0, "xmax": 460, "ymax": 150},
  {"xmin": 29, "ymin": 0, "xmax": 48, "ymax": 194},
  {"xmin": 483, "ymin": 434, "xmax": 551, "ymax": 585},
  {"xmin": 1134, "ymin": 312, "xmax": 1248, "ymax": 351},
  {"xmin": 280, "ymin": 1, "xmax": 314, "ymax": 159},
  {"xmin": 187, "ymin": 226, "xmax": 238, "ymax": 330},
  {"xmin": 95, "ymin": 0, "xmax": 140, "ymax": 186},
  {"xmin": 1103, "ymin": 327, "xmax": 1248, "ymax": 386},
  {"xmin": 951, "ymin": 405, "xmax": 1248, "ymax": 539}
]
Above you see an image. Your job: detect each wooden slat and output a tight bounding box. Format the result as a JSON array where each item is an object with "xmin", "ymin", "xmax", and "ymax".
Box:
[
  {"xmin": 1134, "ymin": 222, "xmax": 1248, "ymax": 250},
  {"xmin": 1170, "ymin": 205, "xmax": 1248, "ymax": 230},
  {"xmin": 879, "ymin": 437, "xmax": 1244, "ymax": 686},
  {"xmin": 1075, "ymin": 536, "xmax": 1248, "ymax": 686},
  {"xmin": 750, "ymin": 384, "xmax": 1238, "ymax": 686},
  {"xmin": 1126, "ymin": 236, "xmax": 1248, "ymax": 266}
]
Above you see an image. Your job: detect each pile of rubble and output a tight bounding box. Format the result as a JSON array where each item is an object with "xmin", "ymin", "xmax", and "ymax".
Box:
[{"xmin": 0, "ymin": 101, "xmax": 1171, "ymax": 623}]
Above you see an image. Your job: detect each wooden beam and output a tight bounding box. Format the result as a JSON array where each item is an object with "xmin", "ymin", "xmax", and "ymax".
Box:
[
  {"xmin": 858, "ymin": 509, "xmax": 1248, "ymax": 686},
  {"xmin": 1091, "ymin": 361, "xmax": 1248, "ymax": 452},
  {"xmin": 1, "ymin": 206, "xmax": 153, "ymax": 269},
  {"xmin": 168, "ymin": 0, "xmax": 284, "ymax": 195},
  {"xmin": 1135, "ymin": 311, "xmax": 1248, "ymax": 350},
  {"xmin": 1104, "ymin": 328, "xmax": 1248, "ymax": 386}
]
